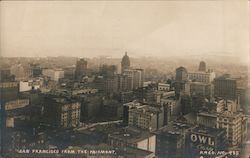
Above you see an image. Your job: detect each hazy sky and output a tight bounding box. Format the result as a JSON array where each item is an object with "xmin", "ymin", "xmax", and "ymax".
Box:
[{"xmin": 0, "ymin": 1, "xmax": 249, "ymax": 63}]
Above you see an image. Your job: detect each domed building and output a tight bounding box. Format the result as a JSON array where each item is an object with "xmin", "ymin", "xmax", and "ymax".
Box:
[{"xmin": 121, "ymin": 52, "xmax": 130, "ymax": 73}]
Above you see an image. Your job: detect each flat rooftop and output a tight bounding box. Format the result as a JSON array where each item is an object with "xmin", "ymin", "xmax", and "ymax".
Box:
[
  {"xmin": 191, "ymin": 126, "xmax": 225, "ymax": 136},
  {"xmin": 130, "ymin": 105, "xmax": 162, "ymax": 114},
  {"xmin": 109, "ymin": 127, "xmax": 154, "ymax": 143}
]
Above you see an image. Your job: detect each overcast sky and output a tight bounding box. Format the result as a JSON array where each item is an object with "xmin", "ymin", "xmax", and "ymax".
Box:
[{"xmin": 0, "ymin": 1, "xmax": 249, "ymax": 63}]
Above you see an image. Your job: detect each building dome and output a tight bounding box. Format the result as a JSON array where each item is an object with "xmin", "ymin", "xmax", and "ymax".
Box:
[{"xmin": 121, "ymin": 52, "xmax": 130, "ymax": 67}]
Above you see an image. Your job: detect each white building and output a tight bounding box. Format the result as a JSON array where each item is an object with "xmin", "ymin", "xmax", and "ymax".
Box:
[
  {"xmin": 158, "ymin": 83, "xmax": 170, "ymax": 91},
  {"xmin": 19, "ymin": 78, "xmax": 43, "ymax": 92},
  {"xmin": 143, "ymin": 81, "xmax": 153, "ymax": 87},
  {"xmin": 188, "ymin": 71, "xmax": 215, "ymax": 83},
  {"xmin": 123, "ymin": 68, "xmax": 144, "ymax": 90},
  {"xmin": 42, "ymin": 69, "xmax": 64, "ymax": 81},
  {"xmin": 216, "ymin": 99, "xmax": 238, "ymax": 113},
  {"xmin": 128, "ymin": 105, "xmax": 164, "ymax": 132},
  {"xmin": 5, "ymin": 99, "xmax": 30, "ymax": 111},
  {"xmin": 71, "ymin": 88, "xmax": 98, "ymax": 95},
  {"xmin": 217, "ymin": 111, "xmax": 247, "ymax": 146},
  {"xmin": 162, "ymin": 91, "xmax": 175, "ymax": 98}
]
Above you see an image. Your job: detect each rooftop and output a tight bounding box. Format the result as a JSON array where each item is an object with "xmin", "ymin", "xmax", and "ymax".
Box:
[
  {"xmin": 116, "ymin": 147, "xmax": 154, "ymax": 157},
  {"xmin": 156, "ymin": 121, "xmax": 193, "ymax": 135},
  {"xmin": 191, "ymin": 82, "xmax": 211, "ymax": 86},
  {"xmin": 189, "ymin": 71, "xmax": 214, "ymax": 74},
  {"xmin": 129, "ymin": 105, "xmax": 162, "ymax": 114},
  {"xmin": 109, "ymin": 127, "xmax": 154, "ymax": 144},
  {"xmin": 191, "ymin": 126, "xmax": 225, "ymax": 136}
]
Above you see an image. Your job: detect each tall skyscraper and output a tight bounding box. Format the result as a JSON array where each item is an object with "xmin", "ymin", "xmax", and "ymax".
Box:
[
  {"xmin": 175, "ymin": 66, "xmax": 188, "ymax": 98},
  {"xmin": 123, "ymin": 69, "xmax": 144, "ymax": 90},
  {"xmin": 133, "ymin": 69, "xmax": 144, "ymax": 89},
  {"xmin": 117, "ymin": 74, "xmax": 129, "ymax": 92},
  {"xmin": 198, "ymin": 61, "xmax": 206, "ymax": 72},
  {"xmin": 214, "ymin": 75, "xmax": 237, "ymax": 100},
  {"xmin": 103, "ymin": 77, "xmax": 118, "ymax": 94},
  {"xmin": 175, "ymin": 66, "xmax": 188, "ymax": 81},
  {"xmin": 121, "ymin": 52, "xmax": 130, "ymax": 74},
  {"xmin": 75, "ymin": 58, "xmax": 87, "ymax": 80}
]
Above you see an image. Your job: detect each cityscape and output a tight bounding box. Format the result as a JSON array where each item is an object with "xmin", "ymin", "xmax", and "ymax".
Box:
[
  {"xmin": 0, "ymin": 53, "xmax": 249, "ymax": 158},
  {"xmin": 0, "ymin": 1, "xmax": 249, "ymax": 158}
]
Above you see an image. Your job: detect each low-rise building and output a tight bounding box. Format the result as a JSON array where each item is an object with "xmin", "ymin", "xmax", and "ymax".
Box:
[
  {"xmin": 19, "ymin": 78, "xmax": 43, "ymax": 92},
  {"xmin": 5, "ymin": 103, "xmax": 41, "ymax": 128},
  {"xmin": 155, "ymin": 122, "xmax": 193, "ymax": 158},
  {"xmin": 158, "ymin": 83, "xmax": 170, "ymax": 91},
  {"xmin": 108, "ymin": 127, "xmax": 156, "ymax": 153},
  {"xmin": 5, "ymin": 99, "xmax": 29, "ymax": 111},
  {"xmin": 186, "ymin": 126, "xmax": 227, "ymax": 156},
  {"xmin": 71, "ymin": 88, "xmax": 98, "ymax": 96},
  {"xmin": 197, "ymin": 112, "xmax": 217, "ymax": 128}
]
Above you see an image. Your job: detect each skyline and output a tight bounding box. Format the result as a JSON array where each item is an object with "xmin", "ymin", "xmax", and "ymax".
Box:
[{"xmin": 0, "ymin": 1, "xmax": 249, "ymax": 64}]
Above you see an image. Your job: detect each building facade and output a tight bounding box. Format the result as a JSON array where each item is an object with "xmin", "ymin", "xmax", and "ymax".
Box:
[
  {"xmin": 128, "ymin": 105, "xmax": 164, "ymax": 131},
  {"xmin": 214, "ymin": 76, "xmax": 237, "ymax": 100},
  {"xmin": 43, "ymin": 96, "xmax": 81, "ymax": 128},
  {"xmin": 123, "ymin": 69, "xmax": 144, "ymax": 90},
  {"xmin": 42, "ymin": 69, "xmax": 64, "ymax": 81},
  {"xmin": 176, "ymin": 67, "xmax": 188, "ymax": 82},
  {"xmin": 19, "ymin": 78, "xmax": 43, "ymax": 92},
  {"xmin": 158, "ymin": 83, "xmax": 170, "ymax": 91},
  {"xmin": 187, "ymin": 126, "xmax": 227, "ymax": 154},
  {"xmin": 188, "ymin": 71, "xmax": 215, "ymax": 83},
  {"xmin": 190, "ymin": 82, "xmax": 214, "ymax": 99},
  {"xmin": 216, "ymin": 111, "xmax": 246, "ymax": 146},
  {"xmin": 75, "ymin": 58, "xmax": 87, "ymax": 80}
]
